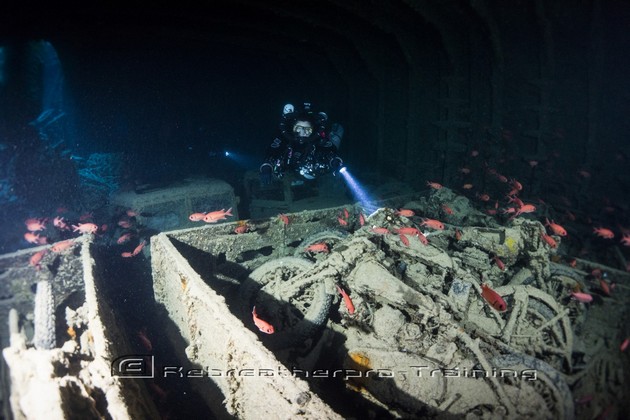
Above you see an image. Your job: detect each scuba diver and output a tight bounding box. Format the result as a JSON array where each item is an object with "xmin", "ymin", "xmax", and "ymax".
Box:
[{"xmin": 259, "ymin": 102, "xmax": 344, "ymax": 185}]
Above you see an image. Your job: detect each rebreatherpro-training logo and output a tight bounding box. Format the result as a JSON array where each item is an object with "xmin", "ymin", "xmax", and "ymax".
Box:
[
  {"xmin": 111, "ymin": 355, "xmax": 538, "ymax": 381},
  {"xmin": 111, "ymin": 355, "xmax": 155, "ymax": 378}
]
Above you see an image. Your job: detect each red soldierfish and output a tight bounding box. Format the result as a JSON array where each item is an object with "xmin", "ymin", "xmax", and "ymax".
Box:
[
  {"xmin": 51, "ymin": 239, "xmax": 75, "ymax": 253},
  {"xmin": 517, "ymin": 204, "xmax": 536, "ymax": 214},
  {"xmin": 53, "ymin": 216, "xmax": 69, "ymax": 230},
  {"xmin": 593, "ymin": 227, "xmax": 614, "ymax": 239},
  {"xmin": 480, "ymin": 284, "xmax": 507, "ymax": 312},
  {"xmin": 25, "ymin": 218, "xmax": 46, "ymax": 232},
  {"xmin": 421, "ymin": 218, "xmax": 444, "ymax": 230},
  {"xmin": 72, "ymin": 223, "xmax": 98, "ymax": 234},
  {"xmin": 336, "ymin": 284, "xmax": 355, "ymax": 315},
  {"xmin": 24, "ymin": 232, "xmax": 46, "ymax": 244},
  {"xmin": 252, "ymin": 306, "xmax": 274, "ymax": 334},
  {"xmin": 571, "ymin": 292, "xmax": 593, "ymax": 303},
  {"xmin": 442, "ymin": 204, "xmax": 454, "ymax": 215},
  {"xmin": 396, "ymin": 209, "xmax": 415, "ymax": 217},
  {"xmin": 234, "ymin": 224, "xmax": 249, "ymax": 234},
  {"xmin": 117, "ymin": 232, "xmax": 133, "ymax": 244},
  {"xmin": 117, "ymin": 219, "xmax": 133, "ymax": 229},
  {"xmin": 305, "ymin": 242, "xmax": 329, "ymax": 253},
  {"xmin": 545, "ymin": 218, "xmax": 567, "ymax": 236},
  {"xmin": 509, "ymin": 203, "xmax": 536, "ymax": 220},
  {"xmin": 599, "ymin": 279, "xmax": 611, "ymax": 296},
  {"xmin": 203, "ymin": 208, "xmax": 233, "ymax": 223},
  {"xmin": 492, "ymin": 255, "xmax": 505, "ymax": 271},
  {"xmin": 394, "ymin": 227, "xmax": 421, "ymax": 236},
  {"xmin": 132, "ymin": 240, "xmax": 146, "ymax": 256},
  {"xmin": 508, "ymin": 200, "xmax": 522, "ymax": 210},
  {"xmin": 189, "ymin": 212, "xmax": 206, "ymax": 222},
  {"xmin": 371, "ymin": 227, "xmax": 390, "ymax": 235},
  {"xmin": 510, "ymin": 178, "xmax": 523, "ymax": 191},
  {"xmin": 137, "ymin": 329, "xmax": 152, "ymax": 351},
  {"xmin": 29, "ymin": 249, "xmax": 48, "ymax": 269},
  {"xmin": 541, "ymin": 233, "xmax": 558, "ymax": 248}
]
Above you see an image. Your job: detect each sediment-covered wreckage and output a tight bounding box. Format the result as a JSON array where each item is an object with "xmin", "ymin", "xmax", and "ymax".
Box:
[{"xmin": 0, "ymin": 188, "xmax": 628, "ymax": 419}]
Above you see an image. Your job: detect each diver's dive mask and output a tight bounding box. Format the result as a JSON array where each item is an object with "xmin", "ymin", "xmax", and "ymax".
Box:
[{"xmin": 293, "ymin": 121, "xmax": 313, "ymax": 141}]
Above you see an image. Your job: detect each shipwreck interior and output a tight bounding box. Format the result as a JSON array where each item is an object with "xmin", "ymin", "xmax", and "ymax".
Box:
[
  {"xmin": 0, "ymin": 1, "xmax": 628, "ymax": 224},
  {"xmin": 0, "ymin": 1, "xmax": 629, "ymax": 419}
]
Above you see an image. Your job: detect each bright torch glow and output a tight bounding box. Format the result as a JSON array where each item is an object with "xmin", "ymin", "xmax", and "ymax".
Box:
[
  {"xmin": 222, "ymin": 150, "xmax": 259, "ymax": 168},
  {"xmin": 338, "ymin": 167, "xmax": 378, "ymax": 215}
]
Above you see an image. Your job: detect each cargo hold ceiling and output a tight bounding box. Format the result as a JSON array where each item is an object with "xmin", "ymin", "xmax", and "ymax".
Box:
[
  {"xmin": 1, "ymin": 1, "xmax": 626, "ymax": 187},
  {"xmin": 1, "ymin": 1, "xmax": 449, "ymax": 169}
]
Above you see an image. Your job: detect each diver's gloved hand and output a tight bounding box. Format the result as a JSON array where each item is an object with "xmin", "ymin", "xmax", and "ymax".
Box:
[
  {"xmin": 329, "ymin": 123, "xmax": 343, "ymax": 148},
  {"xmin": 330, "ymin": 157, "xmax": 343, "ymax": 175},
  {"xmin": 259, "ymin": 164, "xmax": 273, "ymax": 186}
]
